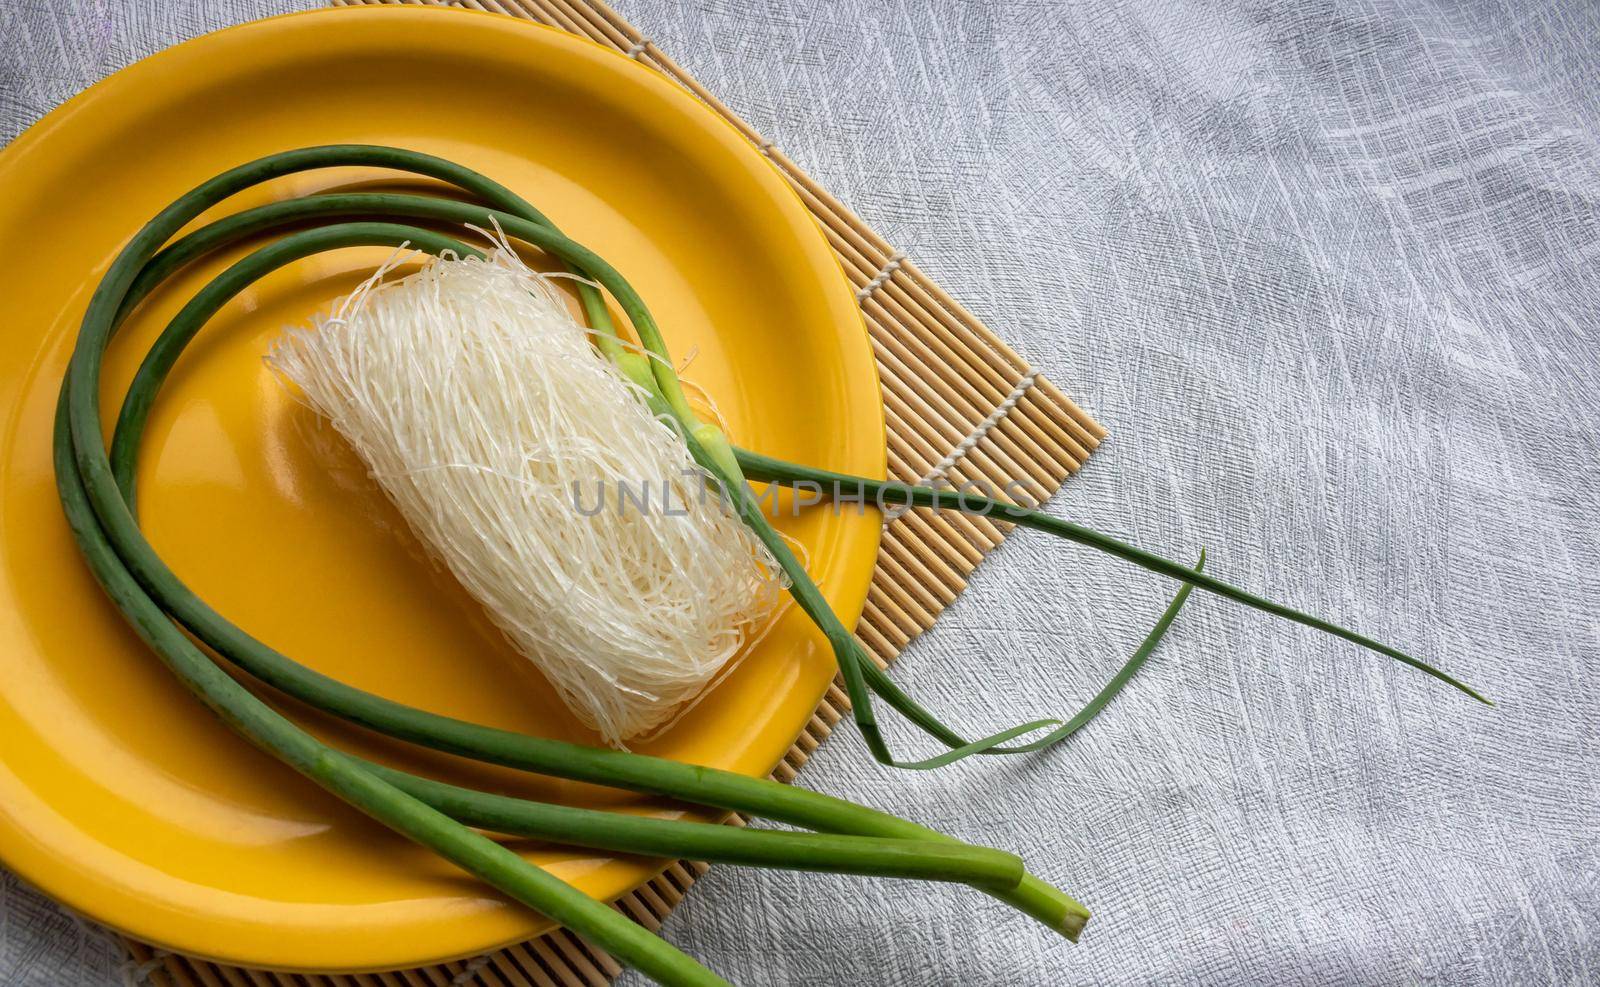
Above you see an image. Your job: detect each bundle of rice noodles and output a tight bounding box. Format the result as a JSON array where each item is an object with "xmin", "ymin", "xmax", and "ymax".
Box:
[{"xmin": 269, "ymin": 243, "xmax": 783, "ymax": 746}]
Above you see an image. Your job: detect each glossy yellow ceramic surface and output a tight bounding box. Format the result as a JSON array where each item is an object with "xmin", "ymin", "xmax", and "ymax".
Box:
[{"xmin": 0, "ymin": 7, "xmax": 884, "ymax": 972}]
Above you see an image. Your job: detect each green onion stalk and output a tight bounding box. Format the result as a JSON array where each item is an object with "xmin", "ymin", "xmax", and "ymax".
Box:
[
  {"xmin": 112, "ymin": 153, "xmax": 1491, "ymax": 779},
  {"xmin": 55, "ymin": 146, "xmax": 1208, "ymax": 984},
  {"xmin": 53, "ymin": 145, "xmax": 1485, "ymax": 981}
]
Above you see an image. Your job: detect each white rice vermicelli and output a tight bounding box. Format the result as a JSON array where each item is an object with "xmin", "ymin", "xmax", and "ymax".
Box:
[{"xmin": 269, "ymin": 244, "xmax": 782, "ymax": 746}]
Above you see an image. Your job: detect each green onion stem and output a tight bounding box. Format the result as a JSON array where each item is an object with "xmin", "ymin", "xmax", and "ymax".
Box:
[
  {"xmin": 361, "ymin": 762, "xmax": 1024, "ymax": 889},
  {"xmin": 732, "ymin": 450, "xmax": 1490, "ymax": 706},
  {"xmin": 63, "ymin": 147, "xmax": 1094, "ymax": 946},
  {"xmin": 57, "ymin": 144, "xmax": 1483, "ymax": 975},
  {"xmin": 891, "ymin": 550, "xmax": 1204, "ymax": 769}
]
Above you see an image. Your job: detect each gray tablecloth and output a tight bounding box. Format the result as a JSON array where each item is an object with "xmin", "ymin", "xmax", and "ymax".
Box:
[{"xmin": 3, "ymin": 2, "xmax": 1596, "ymax": 985}]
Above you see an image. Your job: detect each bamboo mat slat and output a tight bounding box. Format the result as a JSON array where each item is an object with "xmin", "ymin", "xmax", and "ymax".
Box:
[{"xmin": 117, "ymin": 0, "xmax": 1105, "ymax": 983}]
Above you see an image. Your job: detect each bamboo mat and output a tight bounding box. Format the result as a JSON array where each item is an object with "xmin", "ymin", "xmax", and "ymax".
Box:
[{"xmin": 118, "ymin": 0, "xmax": 1105, "ymax": 983}]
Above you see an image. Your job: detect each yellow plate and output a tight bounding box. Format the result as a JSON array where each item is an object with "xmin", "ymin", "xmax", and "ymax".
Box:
[{"xmin": 0, "ymin": 7, "xmax": 884, "ymax": 973}]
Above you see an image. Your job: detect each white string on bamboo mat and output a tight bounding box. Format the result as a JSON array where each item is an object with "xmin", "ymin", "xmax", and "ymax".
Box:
[
  {"xmin": 451, "ymin": 954, "xmax": 493, "ymax": 984},
  {"xmin": 856, "ymin": 253, "xmax": 905, "ymax": 301},
  {"xmin": 882, "ymin": 371, "xmax": 1040, "ymax": 525},
  {"xmin": 119, "ymin": 950, "xmax": 171, "ymax": 987}
]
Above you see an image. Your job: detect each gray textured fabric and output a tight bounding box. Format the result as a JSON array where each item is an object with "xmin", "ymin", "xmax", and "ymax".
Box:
[{"xmin": 3, "ymin": 1, "xmax": 1597, "ymax": 985}]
